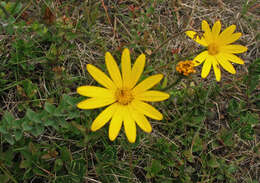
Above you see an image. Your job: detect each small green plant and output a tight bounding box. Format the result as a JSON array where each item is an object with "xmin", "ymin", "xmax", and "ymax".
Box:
[
  {"xmin": 0, "ymin": 95, "xmax": 83, "ymax": 145},
  {"xmin": 0, "ymin": 1, "xmax": 259, "ymax": 183}
]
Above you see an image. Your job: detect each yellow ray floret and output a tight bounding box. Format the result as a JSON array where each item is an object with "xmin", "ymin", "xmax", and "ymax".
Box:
[
  {"xmin": 186, "ymin": 20, "xmax": 247, "ymax": 81},
  {"xmin": 77, "ymin": 48, "xmax": 170, "ymax": 143}
]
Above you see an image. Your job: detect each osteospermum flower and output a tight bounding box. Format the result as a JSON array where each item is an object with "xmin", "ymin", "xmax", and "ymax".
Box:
[
  {"xmin": 176, "ymin": 60, "xmax": 196, "ymax": 76},
  {"xmin": 186, "ymin": 20, "xmax": 247, "ymax": 81},
  {"xmin": 77, "ymin": 48, "xmax": 169, "ymax": 143}
]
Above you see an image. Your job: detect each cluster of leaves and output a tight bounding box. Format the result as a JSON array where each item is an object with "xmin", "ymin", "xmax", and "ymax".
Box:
[
  {"xmin": 0, "ymin": 95, "xmax": 81, "ymax": 145},
  {"xmin": 0, "ymin": 1, "xmax": 259, "ymax": 183},
  {"xmin": 0, "ymin": 1, "xmax": 80, "ymax": 99},
  {"xmin": 0, "ymin": 94, "xmax": 92, "ymax": 182}
]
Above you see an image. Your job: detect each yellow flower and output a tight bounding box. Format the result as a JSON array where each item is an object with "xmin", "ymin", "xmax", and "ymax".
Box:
[
  {"xmin": 186, "ymin": 20, "xmax": 247, "ymax": 81},
  {"xmin": 176, "ymin": 60, "xmax": 196, "ymax": 76},
  {"xmin": 77, "ymin": 48, "xmax": 169, "ymax": 143}
]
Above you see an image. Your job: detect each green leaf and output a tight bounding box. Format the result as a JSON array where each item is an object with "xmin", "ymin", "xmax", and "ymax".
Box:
[
  {"xmin": 10, "ymin": 1, "xmax": 22, "ymax": 15},
  {"xmin": 12, "ymin": 119, "xmax": 23, "ymax": 129},
  {"xmin": 0, "ymin": 126, "xmax": 8, "ymax": 134},
  {"xmin": 62, "ymin": 94, "xmax": 79, "ymax": 106},
  {"xmin": 31, "ymin": 126, "xmax": 44, "ymax": 137},
  {"xmin": 44, "ymin": 120, "xmax": 55, "ymax": 126},
  {"xmin": 192, "ymin": 136, "xmax": 203, "ymax": 152},
  {"xmin": 44, "ymin": 102, "xmax": 56, "ymax": 114},
  {"xmin": 25, "ymin": 109, "xmax": 41, "ymax": 123},
  {"xmin": 60, "ymin": 147, "xmax": 72, "ymax": 162},
  {"xmin": 54, "ymin": 159, "xmax": 63, "ymax": 172},
  {"xmin": 3, "ymin": 111, "xmax": 15, "ymax": 125},
  {"xmin": 0, "ymin": 174, "xmax": 9, "ymax": 183},
  {"xmin": 218, "ymin": 128, "xmax": 234, "ymax": 147},
  {"xmin": 26, "ymin": 109, "xmax": 36, "ymax": 121},
  {"xmin": 22, "ymin": 120, "xmax": 33, "ymax": 131},
  {"xmin": 246, "ymin": 58, "xmax": 260, "ymax": 94},
  {"xmin": 4, "ymin": 134, "xmax": 14, "ymax": 145},
  {"xmin": 239, "ymin": 126, "xmax": 254, "ymax": 140},
  {"xmin": 183, "ymin": 150, "xmax": 194, "ymax": 163},
  {"xmin": 161, "ymin": 76, "xmax": 168, "ymax": 89},
  {"xmin": 14, "ymin": 129, "xmax": 23, "ymax": 141},
  {"xmin": 208, "ymin": 155, "xmax": 219, "ymax": 168},
  {"xmin": 150, "ymin": 159, "xmax": 164, "ymax": 176},
  {"xmin": 19, "ymin": 159, "xmax": 31, "ymax": 169},
  {"xmin": 241, "ymin": 112, "xmax": 259, "ymax": 125},
  {"xmin": 67, "ymin": 111, "xmax": 80, "ymax": 119}
]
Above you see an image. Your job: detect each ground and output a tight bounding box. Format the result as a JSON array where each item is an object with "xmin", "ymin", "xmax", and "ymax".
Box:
[{"xmin": 0, "ymin": 0, "xmax": 259, "ymax": 183}]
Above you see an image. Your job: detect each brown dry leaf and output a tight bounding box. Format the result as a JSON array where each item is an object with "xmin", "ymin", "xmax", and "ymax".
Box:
[
  {"xmin": 52, "ymin": 66, "xmax": 64, "ymax": 74},
  {"xmin": 145, "ymin": 49, "xmax": 152, "ymax": 55},
  {"xmin": 42, "ymin": 149, "xmax": 59, "ymax": 160},
  {"xmin": 43, "ymin": 7, "xmax": 56, "ymax": 25}
]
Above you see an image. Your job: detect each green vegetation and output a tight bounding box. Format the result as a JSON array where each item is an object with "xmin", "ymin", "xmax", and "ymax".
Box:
[{"xmin": 0, "ymin": 0, "xmax": 259, "ymax": 182}]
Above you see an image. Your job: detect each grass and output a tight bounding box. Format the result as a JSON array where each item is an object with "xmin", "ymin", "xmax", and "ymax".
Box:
[{"xmin": 0, "ymin": 0, "xmax": 259, "ymax": 182}]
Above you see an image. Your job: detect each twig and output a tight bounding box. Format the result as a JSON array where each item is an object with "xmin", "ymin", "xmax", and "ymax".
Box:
[
  {"xmin": 115, "ymin": 17, "xmax": 132, "ymax": 38},
  {"xmin": 84, "ymin": 176, "xmax": 102, "ymax": 183},
  {"xmin": 100, "ymin": 0, "xmax": 115, "ymax": 36},
  {"xmin": 33, "ymin": 162, "xmax": 55, "ymax": 177}
]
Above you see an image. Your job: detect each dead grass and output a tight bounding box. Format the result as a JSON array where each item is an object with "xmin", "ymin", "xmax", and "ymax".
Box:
[{"xmin": 0, "ymin": 0, "xmax": 259, "ymax": 182}]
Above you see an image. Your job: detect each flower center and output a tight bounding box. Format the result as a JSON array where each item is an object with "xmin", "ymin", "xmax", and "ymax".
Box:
[
  {"xmin": 115, "ymin": 89, "xmax": 133, "ymax": 105},
  {"xmin": 208, "ymin": 43, "xmax": 219, "ymax": 55}
]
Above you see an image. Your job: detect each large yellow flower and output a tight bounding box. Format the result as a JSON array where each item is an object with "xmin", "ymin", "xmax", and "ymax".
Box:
[
  {"xmin": 186, "ymin": 20, "xmax": 247, "ymax": 81},
  {"xmin": 77, "ymin": 48, "xmax": 169, "ymax": 143}
]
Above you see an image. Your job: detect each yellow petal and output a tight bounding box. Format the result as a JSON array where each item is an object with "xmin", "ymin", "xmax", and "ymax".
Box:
[
  {"xmin": 105, "ymin": 52, "xmax": 122, "ymax": 88},
  {"xmin": 91, "ymin": 103, "xmax": 118, "ymax": 131},
  {"xmin": 109, "ymin": 105, "xmax": 124, "ymax": 141},
  {"xmin": 77, "ymin": 86, "xmax": 114, "ymax": 98},
  {"xmin": 212, "ymin": 61, "xmax": 221, "ymax": 81},
  {"xmin": 87, "ymin": 64, "xmax": 116, "ymax": 89},
  {"xmin": 220, "ymin": 44, "xmax": 248, "ymax": 54},
  {"xmin": 185, "ymin": 31, "xmax": 208, "ymax": 46},
  {"xmin": 129, "ymin": 105, "xmax": 152, "ymax": 133},
  {"xmin": 201, "ymin": 20, "xmax": 213, "ymax": 43},
  {"xmin": 218, "ymin": 33, "xmax": 242, "ymax": 46},
  {"xmin": 201, "ymin": 55, "xmax": 213, "ymax": 78},
  {"xmin": 121, "ymin": 48, "xmax": 132, "ymax": 88},
  {"xmin": 77, "ymin": 97, "xmax": 115, "ymax": 109},
  {"xmin": 123, "ymin": 107, "xmax": 136, "ymax": 143},
  {"xmin": 216, "ymin": 54, "xmax": 236, "ymax": 74},
  {"xmin": 135, "ymin": 90, "xmax": 169, "ymax": 102},
  {"xmin": 131, "ymin": 100, "xmax": 163, "ymax": 120},
  {"xmin": 129, "ymin": 53, "xmax": 146, "ymax": 89},
  {"xmin": 218, "ymin": 25, "xmax": 236, "ymax": 43},
  {"xmin": 193, "ymin": 51, "xmax": 208, "ymax": 66},
  {"xmin": 220, "ymin": 53, "xmax": 244, "ymax": 64},
  {"xmin": 212, "ymin": 20, "xmax": 221, "ymax": 40},
  {"xmin": 133, "ymin": 74, "xmax": 163, "ymax": 95}
]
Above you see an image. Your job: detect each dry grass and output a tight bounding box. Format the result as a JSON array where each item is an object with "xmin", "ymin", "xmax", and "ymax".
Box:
[{"xmin": 0, "ymin": 0, "xmax": 259, "ymax": 182}]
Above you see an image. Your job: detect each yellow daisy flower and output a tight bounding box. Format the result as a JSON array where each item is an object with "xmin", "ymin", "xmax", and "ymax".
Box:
[
  {"xmin": 77, "ymin": 48, "xmax": 169, "ymax": 143},
  {"xmin": 186, "ymin": 20, "xmax": 247, "ymax": 81}
]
